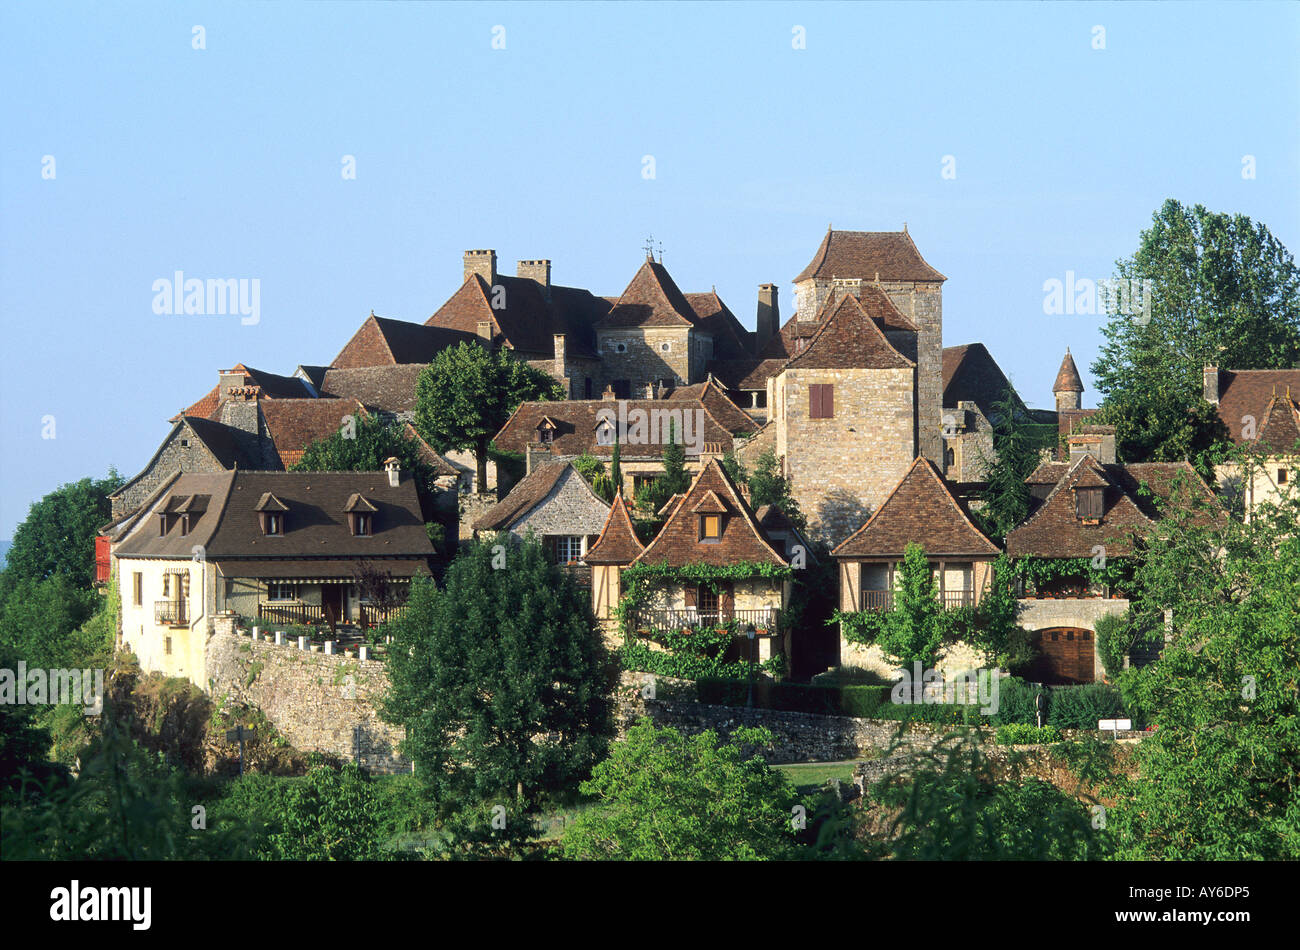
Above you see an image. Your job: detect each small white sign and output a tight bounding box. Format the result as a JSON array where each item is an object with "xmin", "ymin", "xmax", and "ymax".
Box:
[{"xmin": 1099, "ymin": 718, "xmax": 1132, "ymax": 731}]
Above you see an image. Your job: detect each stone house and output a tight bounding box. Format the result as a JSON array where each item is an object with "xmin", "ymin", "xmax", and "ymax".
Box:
[
  {"xmin": 1006, "ymin": 438, "xmax": 1222, "ymax": 684},
  {"xmin": 107, "ymin": 462, "xmax": 434, "ymax": 686},
  {"xmin": 622, "ymin": 458, "xmax": 792, "ymax": 664},
  {"xmin": 831, "ymin": 457, "xmax": 1000, "ymax": 677},
  {"xmin": 940, "ymin": 342, "xmax": 1027, "ymax": 482},
  {"xmin": 472, "ymin": 461, "xmax": 611, "ymax": 569},
  {"xmin": 1202, "ymin": 365, "xmax": 1300, "ymax": 517}
]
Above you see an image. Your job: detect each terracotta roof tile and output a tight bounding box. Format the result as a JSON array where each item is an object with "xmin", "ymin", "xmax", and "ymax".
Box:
[
  {"xmin": 260, "ymin": 398, "xmax": 367, "ymax": 468},
  {"xmin": 493, "ymin": 399, "xmax": 737, "ymax": 459},
  {"xmin": 427, "ymin": 274, "xmax": 609, "ymax": 358},
  {"xmin": 782, "ymin": 293, "xmax": 913, "ymax": 371},
  {"xmin": 794, "ymin": 228, "xmax": 945, "ymax": 283},
  {"xmin": 1215, "ymin": 369, "xmax": 1300, "ymax": 450},
  {"xmin": 332, "ymin": 313, "xmax": 478, "ymax": 369},
  {"xmin": 1053, "ymin": 349, "xmax": 1084, "ymax": 393},
  {"xmin": 597, "ymin": 259, "xmax": 698, "ymax": 329},
  {"xmin": 666, "ymin": 379, "xmax": 760, "ymax": 434},
  {"xmin": 320, "ymin": 364, "xmax": 426, "ymax": 413},
  {"xmin": 584, "ymin": 490, "xmax": 646, "ymax": 565},
  {"xmin": 942, "ymin": 343, "xmax": 1022, "ymax": 416}
]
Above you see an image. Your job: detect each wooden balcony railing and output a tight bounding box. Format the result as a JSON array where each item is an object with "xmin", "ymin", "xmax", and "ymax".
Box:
[
  {"xmin": 155, "ymin": 600, "xmax": 188, "ymax": 626},
  {"xmin": 629, "ymin": 608, "xmax": 780, "ymax": 634},
  {"xmin": 941, "ymin": 590, "xmax": 976, "ymax": 609},
  {"xmin": 861, "ymin": 590, "xmax": 976, "ymax": 611},
  {"xmin": 258, "ymin": 602, "xmax": 327, "ymax": 626},
  {"xmin": 359, "ymin": 603, "xmax": 408, "ymax": 629}
]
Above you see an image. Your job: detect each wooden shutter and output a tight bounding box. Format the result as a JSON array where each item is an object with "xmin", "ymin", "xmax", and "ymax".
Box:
[
  {"xmin": 684, "ymin": 585, "xmax": 698, "ymax": 608},
  {"xmin": 823, "ymin": 384, "xmax": 833, "ymax": 418},
  {"xmin": 719, "ymin": 583, "xmax": 734, "ymax": 619},
  {"xmin": 809, "ymin": 384, "xmax": 834, "ymax": 419}
]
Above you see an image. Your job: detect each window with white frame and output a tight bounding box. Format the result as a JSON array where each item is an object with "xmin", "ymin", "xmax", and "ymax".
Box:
[
  {"xmin": 551, "ymin": 536, "xmax": 584, "ymax": 564},
  {"xmin": 266, "ymin": 582, "xmax": 296, "ymax": 601}
]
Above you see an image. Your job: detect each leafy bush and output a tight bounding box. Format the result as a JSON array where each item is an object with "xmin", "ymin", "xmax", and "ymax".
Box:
[
  {"xmin": 1047, "ymin": 683, "xmax": 1130, "ymax": 729},
  {"xmin": 995, "ymin": 723, "xmax": 1063, "ymax": 745},
  {"xmin": 987, "ymin": 677, "xmax": 1044, "ymax": 727}
]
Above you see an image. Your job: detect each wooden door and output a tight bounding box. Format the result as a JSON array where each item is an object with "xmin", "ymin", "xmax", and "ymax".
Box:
[
  {"xmin": 1030, "ymin": 627, "xmax": 1095, "ymax": 684},
  {"xmin": 322, "ymin": 584, "xmax": 344, "ymax": 629}
]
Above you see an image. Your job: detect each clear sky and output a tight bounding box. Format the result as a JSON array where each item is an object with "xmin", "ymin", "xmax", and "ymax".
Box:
[{"xmin": 2, "ymin": 1, "xmax": 1297, "ymax": 540}]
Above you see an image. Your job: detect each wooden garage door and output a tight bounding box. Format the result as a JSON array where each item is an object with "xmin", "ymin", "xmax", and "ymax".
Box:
[{"xmin": 1030, "ymin": 627, "xmax": 1095, "ymax": 685}]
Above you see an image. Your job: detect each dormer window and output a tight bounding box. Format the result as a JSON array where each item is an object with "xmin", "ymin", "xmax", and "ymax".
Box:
[
  {"xmin": 180, "ymin": 513, "xmax": 192, "ymax": 537},
  {"xmin": 595, "ymin": 418, "xmax": 615, "ymax": 446},
  {"xmin": 264, "ymin": 513, "xmax": 283, "ymax": 536},
  {"xmin": 1075, "ymin": 487, "xmax": 1103, "ymax": 521},
  {"xmin": 254, "ymin": 492, "xmax": 289, "ymax": 536},
  {"xmin": 536, "ymin": 417, "xmax": 558, "ymax": 444},
  {"xmin": 700, "ymin": 514, "xmax": 722, "ymax": 541},
  {"xmin": 692, "ymin": 489, "xmax": 729, "ymax": 543},
  {"xmin": 344, "ymin": 493, "xmax": 378, "ymax": 536},
  {"xmin": 353, "ymin": 513, "xmax": 371, "ymax": 536}
]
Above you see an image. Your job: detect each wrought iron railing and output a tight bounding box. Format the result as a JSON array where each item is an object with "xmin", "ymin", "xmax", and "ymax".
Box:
[
  {"xmin": 629, "ymin": 608, "xmax": 780, "ymax": 633},
  {"xmin": 155, "ymin": 600, "xmax": 188, "ymax": 625}
]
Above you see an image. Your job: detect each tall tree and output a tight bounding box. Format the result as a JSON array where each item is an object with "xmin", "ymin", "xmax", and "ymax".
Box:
[
  {"xmin": 381, "ymin": 538, "xmax": 613, "ymax": 850},
  {"xmin": 4, "ymin": 472, "xmax": 123, "ymax": 592},
  {"xmin": 976, "ymin": 390, "xmax": 1040, "ymax": 543},
  {"xmin": 414, "ymin": 342, "xmax": 563, "ymax": 492},
  {"xmin": 747, "ymin": 448, "xmax": 806, "ymax": 532},
  {"xmin": 1091, "ymin": 201, "xmax": 1299, "ymax": 467}
]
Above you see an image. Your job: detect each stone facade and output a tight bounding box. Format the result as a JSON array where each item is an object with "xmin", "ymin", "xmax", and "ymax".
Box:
[
  {"xmin": 110, "ymin": 424, "xmax": 225, "ymax": 520},
  {"xmin": 594, "ymin": 327, "xmax": 696, "ymax": 395},
  {"xmin": 206, "ymin": 616, "xmax": 410, "ymax": 774},
  {"xmin": 941, "ymin": 400, "xmax": 994, "ymax": 482},
  {"xmin": 773, "ymin": 366, "xmax": 915, "ymax": 545},
  {"xmin": 1017, "ymin": 597, "xmax": 1129, "ymax": 682}
]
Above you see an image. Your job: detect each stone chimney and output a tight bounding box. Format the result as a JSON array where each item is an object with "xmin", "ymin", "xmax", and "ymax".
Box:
[
  {"xmin": 1203, "ymin": 365, "xmax": 1219, "ymax": 405},
  {"xmin": 218, "ymin": 368, "xmax": 250, "ymax": 400},
  {"xmin": 476, "ymin": 320, "xmax": 494, "ymax": 349},
  {"xmin": 463, "ymin": 249, "xmax": 497, "ymax": 285},
  {"xmin": 1068, "ymin": 426, "xmax": 1116, "ymax": 464},
  {"xmin": 519, "ymin": 260, "xmax": 552, "ymax": 299},
  {"xmin": 384, "ymin": 456, "xmax": 401, "ymax": 488},
  {"xmin": 553, "ymin": 334, "xmax": 568, "ymax": 396},
  {"xmin": 756, "ymin": 283, "xmax": 779, "ymax": 352},
  {"xmin": 601, "ymin": 384, "xmax": 616, "ymax": 401}
]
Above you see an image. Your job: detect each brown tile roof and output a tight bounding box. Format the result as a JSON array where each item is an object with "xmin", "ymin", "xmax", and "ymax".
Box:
[
  {"xmin": 473, "ymin": 462, "xmax": 606, "ymax": 532},
  {"xmin": 683, "ymin": 291, "xmax": 753, "ymax": 359},
  {"xmin": 260, "ymin": 398, "xmax": 368, "ymax": 467},
  {"xmin": 1053, "ymin": 349, "xmax": 1084, "ymax": 393},
  {"xmin": 1214, "ymin": 369, "xmax": 1300, "ymax": 449},
  {"xmin": 794, "ymin": 228, "xmax": 946, "ymax": 283},
  {"xmin": 782, "ymin": 293, "xmax": 913, "ymax": 371},
  {"xmin": 631, "ymin": 458, "xmax": 787, "ymax": 568},
  {"xmin": 319, "ymin": 364, "xmax": 426, "ymax": 413},
  {"xmin": 832, "ymin": 458, "xmax": 999, "ymax": 559},
  {"xmin": 596, "ymin": 259, "xmax": 698, "ymax": 329},
  {"xmin": 210, "ymin": 557, "xmax": 431, "ymax": 580},
  {"xmin": 170, "ymin": 364, "xmax": 316, "ymax": 422},
  {"xmin": 332, "ymin": 313, "xmax": 478, "ymax": 369},
  {"xmin": 706, "ymin": 357, "xmax": 789, "ymax": 391},
  {"xmin": 942, "ymin": 343, "xmax": 1022, "ymax": 416},
  {"xmin": 666, "ymin": 379, "xmax": 760, "ymax": 434},
  {"xmin": 426, "ymin": 274, "xmax": 609, "ymax": 358},
  {"xmin": 584, "ymin": 490, "xmax": 646, "ymax": 565},
  {"xmin": 113, "ymin": 470, "xmax": 433, "ymax": 564},
  {"xmin": 492, "ymin": 399, "xmax": 737, "ymax": 460},
  {"xmin": 1007, "ymin": 455, "xmax": 1221, "ymax": 558}
]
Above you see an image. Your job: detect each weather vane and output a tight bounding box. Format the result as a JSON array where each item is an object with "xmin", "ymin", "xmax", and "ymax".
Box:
[{"xmin": 643, "ymin": 234, "xmax": 664, "ymax": 262}]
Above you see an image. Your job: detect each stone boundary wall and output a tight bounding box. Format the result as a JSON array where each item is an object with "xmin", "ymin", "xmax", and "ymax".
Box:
[{"xmin": 206, "ymin": 615, "xmax": 410, "ymax": 775}]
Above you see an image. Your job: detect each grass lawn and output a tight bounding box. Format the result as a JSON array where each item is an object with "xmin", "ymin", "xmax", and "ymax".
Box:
[{"xmin": 775, "ymin": 760, "xmax": 860, "ymax": 792}]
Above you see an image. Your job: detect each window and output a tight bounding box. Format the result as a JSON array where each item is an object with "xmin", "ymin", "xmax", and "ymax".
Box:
[
  {"xmin": 180, "ymin": 439, "xmax": 190, "ymax": 447},
  {"xmin": 265, "ymin": 513, "xmax": 282, "ymax": 535},
  {"xmin": 699, "ymin": 514, "xmax": 722, "ymax": 542},
  {"xmin": 1279, "ymin": 468, "xmax": 1289, "ymax": 484},
  {"xmin": 809, "ymin": 383, "xmax": 834, "ymax": 419},
  {"xmin": 697, "ymin": 584, "xmax": 719, "ymax": 616},
  {"xmin": 353, "ymin": 513, "xmax": 371, "ymax": 536},
  {"xmin": 132, "ymin": 572, "xmax": 143, "ymax": 606},
  {"xmin": 552, "ymin": 536, "xmax": 583, "ymax": 564},
  {"xmin": 1075, "ymin": 487, "xmax": 1103, "ymax": 520},
  {"xmin": 538, "ymin": 427, "xmax": 554, "ymax": 444},
  {"xmin": 266, "ymin": 582, "xmax": 296, "ymax": 602},
  {"xmin": 660, "ymin": 341, "xmax": 671, "ymax": 353},
  {"xmin": 180, "ymin": 513, "xmax": 191, "ymax": 537},
  {"xmin": 162, "ymin": 574, "xmax": 169, "ymax": 597},
  {"xmin": 164, "ymin": 637, "xmax": 172, "ymax": 656},
  {"xmin": 610, "ymin": 341, "xmax": 627, "ymax": 354},
  {"xmin": 944, "ymin": 447, "xmax": 955, "ymax": 470}
]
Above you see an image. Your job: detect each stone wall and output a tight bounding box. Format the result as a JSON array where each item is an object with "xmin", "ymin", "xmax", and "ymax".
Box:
[
  {"xmin": 111, "ymin": 423, "xmax": 229, "ymax": 520},
  {"xmin": 507, "ymin": 466, "xmax": 609, "ymax": 540},
  {"xmin": 206, "ymin": 615, "xmax": 411, "ymax": 774},
  {"xmin": 880, "ymin": 280, "xmax": 943, "ymax": 466},
  {"xmin": 1018, "ymin": 597, "xmax": 1129, "ymax": 681},
  {"xmin": 595, "ymin": 327, "xmax": 695, "ymax": 393}
]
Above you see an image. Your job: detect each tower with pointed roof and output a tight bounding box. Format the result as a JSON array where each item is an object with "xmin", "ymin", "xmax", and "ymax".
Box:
[{"xmin": 1054, "ymin": 348, "xmax": 1084, "ymax": 413}]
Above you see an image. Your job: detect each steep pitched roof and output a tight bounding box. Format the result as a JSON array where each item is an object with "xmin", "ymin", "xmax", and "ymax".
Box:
[
  {"xmin": 683, "ymin": 291, "xmax": 753, "ymax": 359},
  {"xmin": 1215, "ymin": 369, "xmax": 1300, "ymax": 450},
  {"xmin": 114, "ymin": 470, "xmax": 433, "ymax": 563},
  {"xmin": 942, "ymin": 343, "xmax": 1022, "ymax": 416},
  {"xmin": 473, "ymin": 462, "xmax": 605, "ymax": 532},
  {"xmin": 319, "ymin": 364, "xmax": 426, "ymax": 413},
  {"xmin": 182, "ymin": 415, "xmax": 261, "ymax": 469},
  {"xmin": 170, "ymin": 364, "xmax": 316, "ymax": 422},
  {"xmin": 795, "ymin": 228, "xmax": 946, "ymax": 283},
  {"xmin": 1007, "ymin": 455, "xmax": 1221, "ymax": 558},
  {"xmin": 782, "ymin": 293, "xmax": 913, "ymax": 371},
  {"xmin": 584, "ymin": 489, "xmax": 646, "ymax": 565},
  {"xmin": 1053, "ymin": 349, "xmax": 1084, "ymax": 394},
  {"xmin": 632, "ymin": 458, "xmax": 787, "ymax": 568},
  {"xmin": 331, "ymin": 313, "xmax": 478, "ymax": 369},
  {"xmin": 666, "ymin": 379, "xmax": 760, "ymax": 434},
  {"xmin": 259, "ymin": 398, "xmax": 368, "ymax": 467},
  {"xmin": 832, "ymin": 458, "xmax": 999, "ymax": 559},
  {"xmin": 492, "ymin": 399, "xmax": 737, "ymax": 459},
  {"xmin": 596, "ymin": 259, "xmax": 698, "ymax": 329},
  {"xmin": 706, "ymin": 357, "xmax": 790, "ymax": 392},
  {"xmin": 426, "ymin": 274, "xmax": 608, "ymax": 358}
]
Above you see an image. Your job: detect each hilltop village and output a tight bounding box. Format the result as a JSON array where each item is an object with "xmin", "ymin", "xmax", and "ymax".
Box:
[{"xmin": 97, "ymin": 227, "xmax": 1300, "ymax": 691}]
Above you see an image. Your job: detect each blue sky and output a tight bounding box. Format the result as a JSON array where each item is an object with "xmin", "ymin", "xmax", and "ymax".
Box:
[{"xmin": 2, "ymin": 1, "xmax": 1297, "ymax": 540}]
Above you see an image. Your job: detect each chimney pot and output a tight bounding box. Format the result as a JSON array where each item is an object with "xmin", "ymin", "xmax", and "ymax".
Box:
[{"xmin": 463, "ymin": 249, "xmax": 497, "ymax": 285}]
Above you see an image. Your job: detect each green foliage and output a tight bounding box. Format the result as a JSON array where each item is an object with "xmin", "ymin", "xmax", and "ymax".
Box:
[
  {"xmin": 747, "ymin": 448, "xmax": 806, "ymax": 532},
  {"xmin": 271, "ymin": 762, "xmax": 386, "ymax": 861},
  {"xmin": 1104, "ymin": 462, "xmax": 1300, "ymax": 858},
  {"xmin": 987, "ymin": 677, "xmax": 1045, "ymax": 727},
  {"xmin": 835, "ymin": 543, "xmax": 947, "ymax": 667},
  {"xmin": 609, "ymin": 436, "xmax": 622, "ymax": 495},
  {"xmin": 292, "ymin": 412, "xmax": 437, "ymax": 490},
  {"xmin": 562, "ymin": 719, "xmax": 798, "ymax": 860},
  {"xmin": 719, "ymin": 451, "xmax": 746, "ymax": 486},
  {"xmin": 0, "ymin": 576, "xmax": 102, "ymax": 671},
  {"xmin": 1046, "ymin": 684, "xmax": 1128, "ymax": 730},
  {"xmin": 975, "ymin": 390, "xmax": 1040, "ymax": 543},
  {"xmin": 1093, "ymin": 612, "xmax": 1153, "ymax": 680},
  {"xmin": 572, "ymin": 453, "xmax": 614, "ymax": 502},
  {"xmin": 1091, "ymin": 200, "xmax": 1299, "ymax": 468},
  {"xmin": 381, "ymin": 539, "xmax": 614, "ymax": 850},
  {"xmin": 2, "ymin": 471, "xmax": 122, "ymax": 591},
  {"xmin": 640, "ymin": 419, "xmax": 690, "ymax": 513},
  {"xmin": 995, "ymin": 723, "xmax": 1062, "ymax": 746},
  {"xmin": 414, "ymin": 341, "xmax": 563, "ymax": 489}
]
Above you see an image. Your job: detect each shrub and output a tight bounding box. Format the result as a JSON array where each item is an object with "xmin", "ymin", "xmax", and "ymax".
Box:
[
  {"xmin": 1047, "ymin": 683, "xmax": 1130, "ymax": 730},
  {"xmin": 987, "ymin": 676, "xmax": 1044, "ymax": 727},
  {"xmin": 995, "ymin": 723, "xmax": 1063, "ymax": 746}
]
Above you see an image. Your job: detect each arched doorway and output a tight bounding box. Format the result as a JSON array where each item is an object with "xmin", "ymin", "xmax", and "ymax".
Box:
[{"xmin": 1028, "ymin": 627, "xmax": 1095, "ymax": 684}]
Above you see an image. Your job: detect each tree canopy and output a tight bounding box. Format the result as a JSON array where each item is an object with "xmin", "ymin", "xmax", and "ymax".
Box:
[
  {"xmin": 4, "ymin": 472, "xmax": 122, "ymax": 592},
  {"xmin": 292, "ymin": 412, "xmax": 437, "ymax": 488}
]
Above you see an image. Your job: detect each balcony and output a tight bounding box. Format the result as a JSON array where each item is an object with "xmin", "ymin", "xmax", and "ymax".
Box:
[
  {"xmin": 941, "ymin": 590, "xmax": 976, "ymax": 609},
  {"xmin": 154, "ymin": 600, "xmax": 188, "ymax": 626},
  {"xmin": 860, "ymin": 590, "xmax": 976, "ymax": 611},
  {"xmin": 628, "ymin": 608, "xmax": 781, "ymax": 634},
  {"xmin": 258, "ymin": 602, "xmax": 327, "ymax": 626}
]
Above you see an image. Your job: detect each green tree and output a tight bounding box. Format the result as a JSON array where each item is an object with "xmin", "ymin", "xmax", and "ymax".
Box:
[
  {"xmin": 562, "ymin": 719, "xmax": 797, "ymax": 860},
  {"xmin": 0, "ymin": 576, "xmax": 102, "ymax": 671},
  {"xmin": 571, "ymin": 453, "xmax": 614, "ymax": 502},
  {"xmin": 642, "ymin": 419, "xmax": 690, "ymax": 513},
  {"xmin": 1104, "ymin": 449, "xmax": 1300, "ymax": 859},
  {"xmin": 293, "ymin": 412, "xmax": 436, "ymax": 488},
  {"xmin": 414, "ymin": 342, "xmax": 563, "ymax": 492},
  {"xmin": 748, "ymin": 448, "xmax": 806, "ymax": 531},
  {"xmin": 1091, "ymin": 200, "xmax": 1298, "ymax": 468},
  {"xmin": 835, "ymin": 542, "xmax": 947, "ymax": 668},
  {"xmin": 270, "ymin": 762, "xmax": 385, "ymax": 861},
  {"xmin": 609, "ymin": 434, "xmax": 622, "ymax": 496},
  {"xmin": 976, "ymin": 390, "xmax": 1040, "ymax": 543},
  {"xmin": 3, "ymin": 472, "xmax": 123, "ymax": 591},
  {"xmin": 381, "ymin": 538, "xmax": 613, "ymax": 850}
]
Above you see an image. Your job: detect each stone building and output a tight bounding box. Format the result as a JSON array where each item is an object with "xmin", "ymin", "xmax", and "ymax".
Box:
[
  {"xmin": 832, "ymin": 457, "xmax": 1000, "ymax": 678},
  {"xmin": 108, "ymin": 462, "xmax": 434, "ymax": 686},
  {"xmin": 1202, "ymin": 365, "xmax": 1300, "ymax": 517},
  {"xmin": 472, "ymin": 461, "xmax": 611, "ymax": 566}
]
